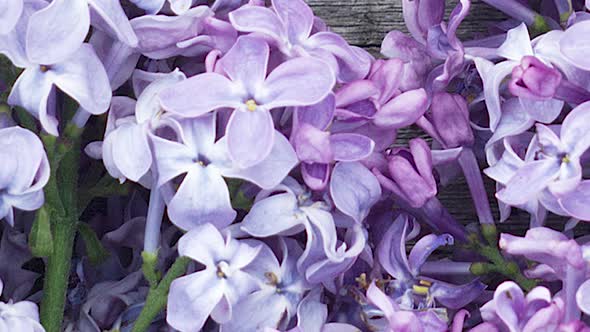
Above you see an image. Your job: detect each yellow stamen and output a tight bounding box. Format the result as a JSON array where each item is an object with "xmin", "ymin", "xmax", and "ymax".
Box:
[
  {"xmin": 562, "ymin": 155, "xmax": 570, "ymax": 163},
  {"xmin": 245, "ymin": 99, "xmax": 257, "ymax": 112},
  {"xmin": 413, "ymin": 285, "xmax": 429, "ymax": 295},
  {"xmin": 355, "ymin": 273, "xmax": 368, "ymax": 289},
  {"xmin": 40, "ymin": 65, "xmax": 50, "ymax": 73},
  {"xmin": 419, "ymin": 280, "xmax": 432, "ymax": 286}
]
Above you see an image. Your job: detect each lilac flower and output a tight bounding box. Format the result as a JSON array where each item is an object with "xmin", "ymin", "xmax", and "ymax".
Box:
[
  {"xmin": 167, "ymin": 223, "xmax": 267, "ymax": 331},
  {"xmin": 159, "ymin": 35, "xmax": 335, "ymax": 167},
  {"xmin": 150, "ymin": 112, "xmax": 298, "ymax": 230},
  {"xmin": 101, "ymin": 69, "xmax": 186, "ymax": 183},
  {"xmin": 0, "ymin": 126, "xmax": 49, "ymax": 226},
  {"xmin": 220, "ymin": 239, "xmax": 310, "ymax": 331},
  {"xmin": 131, "ymin": 5, "xmax": 237, "ymax": 59},
  {"xmin": 473, "ymin": 281, "xmax": 581, "ymax": 332},
  {"xmin": 292, "ymin": 95, "xmax": 375, "ymax": 190},
  {"xmin": 3, "ymin": 0, "xmax": 111, "ymax": 136},
  {"xmin": 333, "ymin": 59, "xmax": 429, "ymax": 146},
  {"xmin": 493, "ymin": 102, "xmax": 590, "ymax": 207},
  {"xmin": 228, "ymin": 0, "xmax": 372, "ymax": 83},
  {"xmin": 264, "ymin": 289, "xmax": 361, "ymax": 332},
  {"xmin": 241, "ymin": 177, "xmax": 362, "ymax": 282},
  {"xmin": 0, "ymin": 278, "xmax": 45, "ymax": 332},
  {"xmin": 0, "ymin": 0, "xmax": 22, "ymax": 34},
  {"xmin": 376, "ymin": 214, "xmax": 485, "ymax": 312},
  {"xmin": 500, "ymin": 228, "xmax": 587, "ymax": 322}
]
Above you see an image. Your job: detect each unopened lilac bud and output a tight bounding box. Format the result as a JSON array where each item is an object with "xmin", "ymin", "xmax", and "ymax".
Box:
[
  {"xmin": 509, "ymin": 56, "xmax": 562, "ymax": 100},
  {"xmin": 431, "ymin": 92, "xmax": 474, "ymax": 148}
]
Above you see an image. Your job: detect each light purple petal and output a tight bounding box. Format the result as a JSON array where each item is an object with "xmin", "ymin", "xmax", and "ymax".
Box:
[
  {"xmin": 49, "ymin": 44, "xmax": 111, "ymax": 115},
  {"xmin": 168, "ymin": 167, "xmax": 236, "ymax": 231},
  {"xmin": 301, "ymin": 162, "xmax": 330, "ymax": 191},
  {"xmin": 559, "ymin": 181, "xmax": 590, "ymax": 220},
  {"xmin": 429, "ymin": 279, "xmax": 486, "ymax": 309},
  {"xmin": 366, "ymin": 281, "xmax": 398, "ymax": 321},
  {"xmin": 177, "ymin": 223, "xmax": 226, "ymax": 267},
  {"xmin": 159, "ymin": 73, "xmax": 242, "ymax": 117},
  {"xmin": 259, "ymin": 57, "xmax": 335, "ymax": 109},
  {"xmin": 221, "ymin": 131, "xmax": 298, "ymax": 189},
  {"xmin": 88, "ymin": 0, "xmax": 138, "ymax": 47},
  {"xmin": 229, "ymin": 5, "xmax": 286, "ymax": 42},
  {"xmin": 496, "ymin": 159, "xmax": 561, "ymax": 206},
  {"xmin": 272, "ymin": 0, "xmax": 313, "ymax": 42},
  {"xmin": 329, "ymin": 162, "xmax": 381, "ymax": 223},
  {"xmin": 226, "ymin": 109, "xmax": 275, "ymax": 168},
  {"xmin": 294, "ymin": 94, "xmax": 335, "ymax": 131},
  {"xmin": 407, "ymin": 234, "xmax": 453, "ymax": 275},
  {"xmin": 7, "ymin": 68, "xmax": 58, "ymax": 136},
  {"xmin": 109, "ymin": 124, "xmax": 151, "ymax": 182},
  {"xmin": 293, "ymin": 124, "xmax": 333, "ymax": 164},
  {"xmin": 26, "ymin": 0, "xmax": 90, "ymax": 65},
  {"xmin": 497, "ymin": 23, "xmax": 533, "ymax": 61},
  {"xmin": 220, "ymin": 290, "xmax": 290, "ymax": 332},
  {"xmin": 0, "ymin": 0, "xmax": 23, "ymax": 34},
  {"xmin": 494, "ymin": 281, "xmax": 526, "ymax": 332},
  {"xmin": 560, "ymin": 20, "xmax": 590, "ymax": 71},
  {"xmin": 373, "ymin": 88, "xmax": 428, "ymax": 128},
  {"xmin": 167, "ymin": 270, "xmax": 224, "ymax": 332},
  {"xmin": 519, "ymin": 98, "xmax": 563, "ymax": 124},
  {"xmin": 241, "ymin": 192, "xmax": 302, "ymax": 237},
  {"xmin": 219, "ymin": 36, "xmax": 269, "ymax": 91},
  {"xmin": 148, "ymin": 134, "xmax": 195, "ymax": 187},
  {"xmin": 474, "ymin": 58, "xmax": 516, "ymax": 131},
  {"xmin": 576, "ymin": 279, "xmax": 590, "ymax": 315},
  {"xmin": 376, "ymin": 215, "xmax": 413, "ymax": 281},
  {"xmin": 330, "ymin": 134, "xmax": 374, "ymax": 162},
  {"xmin": 90, "ymin": 30, "xmax": 140, "ymax": 91},
  {"xmin": 561, "ymin": 101, "xmax": 590, "ymax": 158}
]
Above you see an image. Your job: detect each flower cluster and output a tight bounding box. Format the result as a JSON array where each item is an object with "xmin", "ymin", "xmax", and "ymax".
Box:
[{"xmin": 2, "ymin": 0, "xmax": 590, "ymax": 331}]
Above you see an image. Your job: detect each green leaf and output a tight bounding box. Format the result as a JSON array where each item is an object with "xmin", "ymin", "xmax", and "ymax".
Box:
[
  {"xmin": 29, "ymin": 207, "xmax": 54, "ymax": 257},
  {"xmin": 78, "ymin": 223, "xmax": 109, "ymax": 266}
]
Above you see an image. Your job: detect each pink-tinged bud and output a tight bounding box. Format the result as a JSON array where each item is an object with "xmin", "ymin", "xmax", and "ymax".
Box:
[
  {"xmin": 509, "ymin": 56, "xmax": 562, "ymax": 101},
  {"xmin": 431, "ymin": 93, "xmax": 474, "ymax": 148}
]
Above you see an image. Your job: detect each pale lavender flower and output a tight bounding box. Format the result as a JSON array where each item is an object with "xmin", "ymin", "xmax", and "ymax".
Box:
[
  {"xmin": 150, "ymin": 112, "xmax": 297, "ymax": 230},
  {"xmin": 159, "ymin": 35, "xmax": 335, "ymax": 167},
  {"xmin": 3, "ymin": 0, "xmax": 111, "ymax": 136},
  {"xmin": 292, "ymin": 95, "xmax": 375, "ymax": 190},
  {"xmin": 228, "ymin": 0, "xmax": 372, "ymax": 83},
  {"xmin": 0, "ymin": 126, "xmax": 49, "ymax": 226},
  {"xmin": 167, "ymin": 223, "xmax": 267, "ymax": 331},
  {"xmin": 0, "ymin": 278, "xmax": 44, "ymax": 332}
]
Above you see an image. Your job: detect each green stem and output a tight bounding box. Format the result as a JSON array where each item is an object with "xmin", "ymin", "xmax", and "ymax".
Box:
[
  {"xmin": 40, "ymin": 125, "xmax": 81, "ymax": 332},
  {"xmin": 132, "ymin": 257, "xmax": 190, "ymax": 332}
]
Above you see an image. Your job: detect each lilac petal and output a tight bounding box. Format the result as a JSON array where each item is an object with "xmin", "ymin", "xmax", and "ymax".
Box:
[
  {"xmin": 241, "ymin": 192, "xmax": 302, "ymax": 237},
  {"xmin": 259, "ymin": 57, "xmax": 335, "ymax": 109},
  {"xmin": 389, "ymin": 156, "xmax": 436, "ymax": 208},
  {"xmin": 168, "ymin": 167, "xmax": 236, "ymax": 231},
  {"xmin": 90, "ymin": 30, "xmax": 140, "ymax": 91},
  {"xmin": 0, "ymin": 0, "xmax": 23, "ymax": 34},
  {"xmin": 330, "ymin": 134, "xmax": 374, "ymax": 162},
  {"xmin": 494, "ymin": 281, "xmax": 526, "ymax": 332},
  {"xmin": 576, "ymin": 279, "xmax": 590, "ymax": 315},
  {"xmin": 377, "ymin": 216, "xmax": 413, "ymax": 281},
  {"xmin": 305, "ymin": 31, "xmax": 371, "ymax": 83},
  {"xmin": 299, "ymin": 206, "xmax": 339, "ymax": 262},
  {"xmin": 301, "ymin": 162, "xmax": 330, "ymax": 191},
  {"xmin": 26, "ymin": 0, "xmax": 90, "ymax": 65},
  {"xmin": 177, "ymin": 223, "xmax": 226, "ymax": 267},
  {"xmin": 371, "ymin": 58, "xmax": 404, "ymax": 104},
  {"xmin": 519, "ymin": 98, "xmax": 563, "ymax": 124},
  {"xmin": 474, "ymin": 58, "xmax": 516, "ymax": 131},
  {"xmin": 296, "ymin": 290, "xmax": 327, "ymax": 331},
  {"xmin": 430, "ymin": 279, "xmax": 486, "ymax": 309},
  {"xmin": 229, "ymin": 5, "xmax": 285, "ymax": 42},
  {"xmin": 329, "ymin": 162, "xmax": 381, "ymax": 223},
  {"xmin": 220, "ymin": 290, "xmax": 290, "ymax": 332},
  {"xmin": 522, "ymin": 303, "xmax": 564, "ymax": 332},
  {"xmin": 496, "ymin": 159, "xmax": 561, "ymax": 205},
  {"xmin": 109, "ymin": 124, "xmax": 151, "ymax": 182},
  {"xmin": 272, "ymin": 0, "xmax": 313, "ymax": 42},
  {"xmin": 497, "ymin": 23, "xmax": 533, "ymax": 61},
  {"xmin": 226, "ymin": 109, "xmax": 275, "ymax": 168},
  {"xmin": 407, "ymin": 234, "xmax": 453, "ymax": 275},
  {"xmin": 293, "ymin": 124, "xmax": 333, "ymax": 164},
  {"xmin": 373, "ymin": 88, "xmax": 428, "ymax": 128},
  {"xmin": 335, "ymin": 80, "xmax": 380, "ymax": 109},
  {"xmin": 49, "ymin": 44, "xmax": 111, "ymax": 115},
  {"xmin": 8, "ymin": 68, "xmax": 58, "ymax": 136},
  {"xmin": 135, "ymin": 70, "xmax": 186, "ymax": 123},
  {"xmin": 294, "ymin": 94, "xmax": 335, "ymax": 131},
  {"xmin": 560, "ymin": 20, "xmax": 590, "ymax": 71},
  {"xmin": 561, "ymin": 101, "xmax": 590, "ymax": 157},
  {"xmin": 219, "ymin": 36, "xmax": 269, "ymax": 91},
  {"xmin": 88, "ymin": 0, "xmax": 138, "ymax": 47},
  {"xmin": 129, "ymin": 0, "xmax": 165, "ymax": 14},
  {"xmin": 559, "ymin": 181, "xmax": 590, "ymax": 220},
  {"xmin": 148, "ymin": 135, "xmax": 195, "ymax": 187},
  {"xmin": 159, "ymin": 73, "xmax": 242, "ymax": 117},
  {"xmin": 220, "ymin": 131, "xmax": 298, "ymax": 189},
  {"xmin": 486, "ymin": 98, "xmax": 534, "ymax": 150},
  {"xmin": 167, "ymin": 270, "xmax": 224, "ymax": 332},
  {"xmin": 367, "ymin": 281, "xmax": 398, "ymax": 320},
  {"xmin": 169, "ymin": 0, "xmax": 192, "ymax": 15}
]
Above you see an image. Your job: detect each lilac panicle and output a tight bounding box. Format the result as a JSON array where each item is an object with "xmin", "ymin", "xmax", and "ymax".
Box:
[{"xmin": 159, "ymin": 35, "xmax": 334, "ymax": 168}]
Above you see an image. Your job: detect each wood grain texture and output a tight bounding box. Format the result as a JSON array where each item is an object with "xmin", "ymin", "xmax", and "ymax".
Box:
[{"xmin": 306, "ymin": 0, "xmax": 584, "ymax": 233}]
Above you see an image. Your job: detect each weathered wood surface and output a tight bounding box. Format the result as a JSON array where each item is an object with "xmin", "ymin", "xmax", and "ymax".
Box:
[{"xmin": 307, "ymin": 0, "xmax": 577, "ymax": 233}]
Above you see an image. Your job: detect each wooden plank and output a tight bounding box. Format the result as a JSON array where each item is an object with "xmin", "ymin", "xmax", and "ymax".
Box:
[{"xmin": 306, "ymin": 0, "xmax": 586, "ymax": 233}]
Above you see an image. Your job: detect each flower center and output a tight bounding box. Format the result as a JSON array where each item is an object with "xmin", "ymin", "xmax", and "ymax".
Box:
[
  {"xmin": 216, "ymin": 261, "xmax": 231, "ymax": 278},
  {"xmin": 245, "ymin": 99, "xmax": 258, "ymax": 112},
  {"xmin": 40, "ymin": 65, "xmax": 51, "ymax": 73},
  {"xmin": 412, "ymin": 280, "xmax": 432, "ymax": 296}
]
